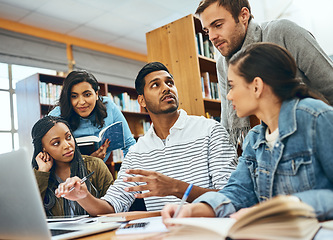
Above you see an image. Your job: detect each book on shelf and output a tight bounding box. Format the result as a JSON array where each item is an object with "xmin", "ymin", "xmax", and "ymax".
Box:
[
  {"xmin": 210, "ymin": 82, "xmax": 220, "ymax": 100},
  {"xmin": 201, "ymin": 72, "xmax": 211, "ymax": 99},
  {"xmin": 140, "ymin": 119, "xmax": 151, "ymax": 135},
  {"xmin": 205, "ymin": 112, "xmax": 220, "ymax": 122},
  {"xmin": 196, "ymin": 33, "xmax": 215, "ymax": 59},
  {"xmin": 209, "ymin": 39, "xmax": 215, "ymax": 59},
  {"xmin": 76, "ymin": 121, "xmax": 125, "ymax": 155},
  {"xmin": 39, "ymin": 82, "xmax": 62, "ymax": 105},
  {"xmin": 203, "ymin": 35, "xmax": 215, "ymax": 59},
  {"xmin": 112, "ymin": 148, "xmax": 124, "ymax": 163},
  {"xmin": 109, "ymin": 92, "xmax": 141, "ymax": 113},
  {"xmin": 165, "ymin": 195, "xmax": 320, "ymax": 240},
  {"xmin": 200, "ymin": 76, "xmax": 205, "ymax": 98},
  {"xmin": 200, "ymin": 72, "xmax": 220, "ymax": 100},
  {"xmin": 203, "ymin": 38, "xmax": 210, "ymax": 58},
  {"xmin": 196, "ymin": 32, "xmax": 204, "ymax": 56}
]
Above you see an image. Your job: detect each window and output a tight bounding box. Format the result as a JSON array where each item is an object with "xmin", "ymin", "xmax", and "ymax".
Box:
[{"xmin": 0, "ymin": 62, "xmax": 56, "ymax": 154}]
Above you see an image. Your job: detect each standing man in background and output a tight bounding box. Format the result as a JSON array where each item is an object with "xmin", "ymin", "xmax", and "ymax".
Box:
[{"xmin": 195, "ymin": 0, "xmax": 333, "ymax": 148}]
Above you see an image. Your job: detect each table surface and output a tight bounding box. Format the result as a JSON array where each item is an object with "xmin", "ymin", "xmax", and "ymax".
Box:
[{"xmin": 75, "ymin": 220, "xmax": 333, "ymax": 240}]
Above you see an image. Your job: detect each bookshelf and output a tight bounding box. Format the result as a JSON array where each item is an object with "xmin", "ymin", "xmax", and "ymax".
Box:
[
  {"xmin": 16, "ymin": 73, "xmax": 151, "ymax": 176},
  {"xmin": 146, "ymin": 14, "xmax": 221, "ymax": 120},
  {"xmin": 103, "ymin": 83, "xmax": 151, "ymax": 139}
]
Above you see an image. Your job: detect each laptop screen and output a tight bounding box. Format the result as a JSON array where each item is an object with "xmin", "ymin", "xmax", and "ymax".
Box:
[
  {"xmin": 0, "ymin": 149, "xmax": 120, "ymax": 240},
  {"xmin": 0, "ymin": 149, "xmax": 52, "ymax": 240}
]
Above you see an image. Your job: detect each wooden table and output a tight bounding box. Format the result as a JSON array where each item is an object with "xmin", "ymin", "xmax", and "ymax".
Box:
[{"xmin": 77, "ymin": 230, "xmax": 167, "ymax": 240}]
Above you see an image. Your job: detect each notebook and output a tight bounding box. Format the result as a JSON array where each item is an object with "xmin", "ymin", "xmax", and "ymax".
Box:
[{"xmin": 0, "ymin": 148, "xmax": 120, "ymax": 240}]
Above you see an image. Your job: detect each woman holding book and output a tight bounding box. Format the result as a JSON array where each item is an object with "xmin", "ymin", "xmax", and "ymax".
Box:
[
  {"xmin": 49, "ymin": 70, "xmax": 136, "ymax": 162},
  {"xmin": 32, "ymin": 116, "xmax": 114, "ymax": 216},
  {"xmin": 162, "ymin": 43, "xmax": 333, "ymax": 221}
]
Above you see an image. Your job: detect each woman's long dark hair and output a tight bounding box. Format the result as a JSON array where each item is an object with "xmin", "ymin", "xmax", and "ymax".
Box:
[
  {"xmin": 31, "ymin": 116, "xmax": 93, "ymax": 216},
  {"xmin": 58, "ymin": 70, "xmax": 107, "ymax": 131},
  {"xmin": 229, "ymin": 42, "xmax": 328, "ymax": 103}
]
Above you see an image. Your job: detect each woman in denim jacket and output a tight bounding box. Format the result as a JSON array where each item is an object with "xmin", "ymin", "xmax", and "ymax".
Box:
[{"xmin": 162, "ymin": 42, "xmax": 333, "ymax": 221}]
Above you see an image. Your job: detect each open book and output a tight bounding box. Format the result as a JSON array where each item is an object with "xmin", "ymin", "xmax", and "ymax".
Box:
[
  {"xmin": 165, "ymin": 195, "xmax": 320, "ymax": 240},
  {"xmin": 76, "ymin": 121, "xmax": 125, "ymax": 155}
]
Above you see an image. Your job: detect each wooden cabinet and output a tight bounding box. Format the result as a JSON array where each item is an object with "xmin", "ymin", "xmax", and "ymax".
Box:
[
  {"xmin": 146, "ymin": 14, "xmax": 221, "ymax": 119},
  {"xmin": 16, "ymin": 73, "xmax": 150, "ymax": 174}
]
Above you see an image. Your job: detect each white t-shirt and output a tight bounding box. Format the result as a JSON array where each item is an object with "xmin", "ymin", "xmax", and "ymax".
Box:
[{"xmin": 265, "ymin": 127, "xmax": 279, "ymax": 150}]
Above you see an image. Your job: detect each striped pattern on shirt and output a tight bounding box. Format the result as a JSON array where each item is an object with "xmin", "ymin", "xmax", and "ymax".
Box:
[{"xmin": 101, "ymin": 110, "xmax": 237, "ymax": 212}]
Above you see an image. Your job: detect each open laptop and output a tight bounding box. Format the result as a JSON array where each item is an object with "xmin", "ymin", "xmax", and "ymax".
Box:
[{"xmin": 0, "ymin": 148, "xmax": 120, "ymax": 240}]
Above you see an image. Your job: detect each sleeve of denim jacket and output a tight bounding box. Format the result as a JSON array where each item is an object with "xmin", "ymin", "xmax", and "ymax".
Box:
[
  {"xmin": 104, "ymin": 97, "xmax": 136, "ymax": 157},
  {"xmin": 293, "ymin": 189, "xmax": 333, "ymax": 221},
  {"xmin": 293, "ymin": 109, "xmax": 333, "ymax": 221},
  {"xmin": 193, "ymin": 191, "xmax": 236, "ymax": 217},
  {"xmin": 193, "ymin": 145, "xmax": 259, "ymax": 217}
]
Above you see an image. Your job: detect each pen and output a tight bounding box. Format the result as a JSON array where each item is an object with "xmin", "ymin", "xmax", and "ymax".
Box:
[
  {"xmin": 173, "ymin": 183, "xmax": 193, "ymax": 218},
  {"xmin": 61, "ymin": 171, "xmax": 95, "ymax": 197}
]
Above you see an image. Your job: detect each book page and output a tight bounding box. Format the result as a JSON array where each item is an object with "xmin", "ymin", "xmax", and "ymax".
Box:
[
  {"xmin": 321, "ymin": 220, "xmax": 333, "ymax": 230},
  {"xmin": 232, "ymin": 216, "xmax": 319, "ymax": 240},
  {"xmin": 75, "ymin": 121, "xmax": 125, "ymax": 152},
  {"xmin": 230, "ymin": 195, "xmax": 316, "ymax": 232},
  {"xmin": 227, "ymin": 196, "xmax": 319, "ymax": 240},
  {"xmin": 165, "ymin": 217, "xmax": 236, "ymax": 238},
  {"xmin": 76, "ymin": 135, "xmax": 100, "ymax": 144}
]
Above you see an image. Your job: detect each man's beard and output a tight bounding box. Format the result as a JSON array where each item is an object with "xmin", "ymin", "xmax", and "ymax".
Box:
[{"xmin": 145, "ymin": 97, "xmax": 179, "ymax": 115}]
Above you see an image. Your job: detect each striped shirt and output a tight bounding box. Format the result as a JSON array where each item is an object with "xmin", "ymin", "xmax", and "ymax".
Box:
[{"xmin": 101, "ymin": 109, "xmax": 237, "ymax": 212}]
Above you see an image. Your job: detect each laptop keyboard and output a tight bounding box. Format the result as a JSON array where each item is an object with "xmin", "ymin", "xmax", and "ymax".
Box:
[{"xmin": 50, "ymin": 229, "xmax": 78, "ymax": 236}]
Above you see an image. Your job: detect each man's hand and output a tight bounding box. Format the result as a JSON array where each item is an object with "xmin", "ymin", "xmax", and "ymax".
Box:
[
  {"xmin": 91, "ymin": 139, "xmax": 110, "ymax": 160},
  {"xmin": 123, "ymin": 169, "xmax": 177, "ymax": 198}
]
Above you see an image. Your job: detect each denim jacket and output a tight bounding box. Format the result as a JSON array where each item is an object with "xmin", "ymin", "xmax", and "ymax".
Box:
[
  {"xmin": 49, "ymin": 96, "xmax": 136, "ymax": 162},
  {"xmin": 194, "ymin": 98, "xmax": 333, "ymax": 220}
]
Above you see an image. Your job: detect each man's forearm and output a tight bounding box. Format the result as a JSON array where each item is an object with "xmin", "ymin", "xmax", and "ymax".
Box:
[{"xmin": 172, "ymin": 179, "xmax": 219, "ymax": 202}]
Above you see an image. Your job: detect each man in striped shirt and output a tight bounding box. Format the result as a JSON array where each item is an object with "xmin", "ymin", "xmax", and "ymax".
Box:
[
  {"xmin": 56, "ymin": 62, "xmax": 237, "ymax": 215},
  {"xmin": 101, "ymin": 62, "xmax": 237, "ymax": 212}
]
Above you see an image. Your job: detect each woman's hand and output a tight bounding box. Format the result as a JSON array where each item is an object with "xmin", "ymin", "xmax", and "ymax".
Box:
[
  {"xmin": 35, "ymin": 152, "xmax": 53, "ymax": 172},
  {"xmin": 162, "ymin": 203, "xmax": 193, "ymax": 219},
  {"xmin": 230, "ymin": 207, "xmax": 253, "ymax": 220},
  {"xmin": 91, "ymin": 139, "xmax": 110, "ymax": 160},
  {"xmin": 55, "ymin": 176, "xmax": 89, "ymax": 201},
  {"xmin": 162, "ymin": 203, "xmax": 215, "ymax": 227}
]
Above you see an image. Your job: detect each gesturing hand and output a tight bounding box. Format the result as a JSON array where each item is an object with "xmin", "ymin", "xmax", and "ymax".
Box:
[
  {"xmin": 35, "ymin": 151, "xmax": 54, "ymax": 172},
  {"xmin": 123, "ymin": 169, "xmax": 177, "ymax": 198}
]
